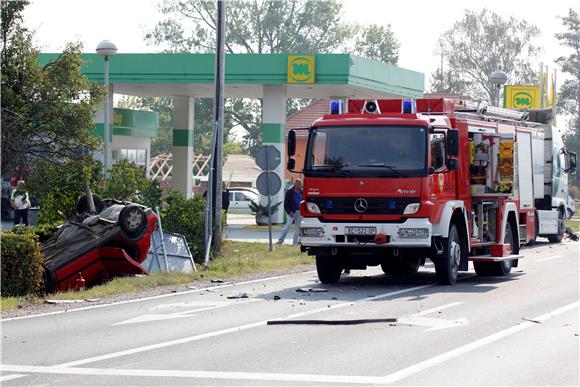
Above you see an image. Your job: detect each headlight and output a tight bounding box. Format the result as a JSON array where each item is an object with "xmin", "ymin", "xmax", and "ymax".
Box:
[
  {"xmin": 397, "ymin": 228, "xmax": 430, "ymax": 238},
  {"xmin": 403, "ymin": 203, "xmax": 420, "ymax": 214},
  {"xmin": 305, "ymin": 202, "xmax": 321, "ymax": 214},
  {"xmin": 300, "ymin": 227, "xmax": 324, "ymax": 237}
]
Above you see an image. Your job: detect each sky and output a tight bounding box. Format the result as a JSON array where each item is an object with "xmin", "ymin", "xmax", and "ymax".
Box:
[{"xmin": 23, "ymin": 0, "xmax": 578, "ymax": 89}]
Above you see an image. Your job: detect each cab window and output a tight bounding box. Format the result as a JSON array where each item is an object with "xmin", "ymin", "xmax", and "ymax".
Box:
[{"xmin": 430, "ymin": 133, "xmax": 446, "ymax": 172}]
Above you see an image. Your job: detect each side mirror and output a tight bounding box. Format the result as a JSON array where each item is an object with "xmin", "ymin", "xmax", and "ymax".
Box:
[
  {"xmin": 447, "ymin": 129, "xmax": 459, "ymax": 157},
  {"xmin": 288, "ymin": 130, "xmax": 296, "ymax": 157},
  {"xmin": 569, "ymin": 152, "xmax": 577, "ymax": 175},
  {"xmin": 287, "ymin": 158, "xmax": 296, "ymax": 171}
]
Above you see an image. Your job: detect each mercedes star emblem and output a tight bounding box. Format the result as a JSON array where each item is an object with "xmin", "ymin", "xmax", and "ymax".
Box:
[{"xmin": 354, "ymin": 198, "xmax": 368, "ymax": 213}]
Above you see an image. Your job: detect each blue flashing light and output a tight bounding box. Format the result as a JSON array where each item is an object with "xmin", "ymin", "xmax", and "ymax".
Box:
[
  {"xmin": 330, "ymin": 100, "xmax": 343, "ymax": 115},
  {"xmin": 326, "ymin": 200, "xmax": 334, "ymax": 209},
  {"xmin": 402, "ymin": 99, "xmax": 417, "ymax": 114},
  {"xmin": 388, "ymin": 200, "xmax": 397, "ymax": 210}
]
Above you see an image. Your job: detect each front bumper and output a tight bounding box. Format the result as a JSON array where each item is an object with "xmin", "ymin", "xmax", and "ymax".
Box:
[{"xmin": 299, "ymin": 217, "xmax": 432, "ymax": 247}]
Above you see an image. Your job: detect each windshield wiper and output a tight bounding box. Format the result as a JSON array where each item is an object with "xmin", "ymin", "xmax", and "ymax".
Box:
[{"xmin": 356, "ymin": 163, "xmax": 401, "ymax": 176}]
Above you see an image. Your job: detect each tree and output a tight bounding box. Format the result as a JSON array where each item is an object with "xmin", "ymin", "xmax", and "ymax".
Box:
[
  {"xmin": 353, "ymin": 24, "xmax": 399, "ymax": 65},
  {"xmin": 429, "ymin": 8, "xmax": 541, "ymax": 105},
  {"xmin": 555, "ymin": 9, "xmax": 580, "ymax": 187},
  {"xmin": 1, "ymin": 2, "xmax": 104, "ymax": 174},
  {"xmin": 146, "ymin": 0, "xmax": 399, "ymax": 156}
]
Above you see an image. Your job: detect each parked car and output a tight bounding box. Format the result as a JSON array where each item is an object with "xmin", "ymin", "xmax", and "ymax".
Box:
[
  {"xmin": 42, "ymin": 197, "xmax": 157, "ymax": 292},
  {"xmin": 228, "ymin": 187, "xmax": 259, "ymax": 214}
]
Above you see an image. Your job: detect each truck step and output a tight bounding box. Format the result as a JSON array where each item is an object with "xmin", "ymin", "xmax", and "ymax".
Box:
[{"xmin": 468, "ymin": 254, "xmax": 523, "ymax": 262}]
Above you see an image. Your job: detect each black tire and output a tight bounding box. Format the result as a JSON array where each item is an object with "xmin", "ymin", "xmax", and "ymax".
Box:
[
  {"xmin": 527, "ymin": 212, "xmax": 538, "ymax": 246},
  {"xmin": 118, "ymin": 205, "xmax": 147, "ymax": 238},
  {"xmin": 381, "ymin": 257, "xmax": 421, "ymax": 275},
  {"xmin": 547, "ymin": 209, "xmax": 565, "ymax": 243},
  {"xmin": 76, "ymin": 194, "xmax": 104, "ymax": 214},
  {"xmin": 435, "ymin": 224, "xmax": 461, "ymax": 285},
  {"xmin": 474, "ymin": 220, "xmax": 516, "ymax": 276},
  {"xmin": 316, "ymin": 255, "xmax": 342, "ymax": 284}
]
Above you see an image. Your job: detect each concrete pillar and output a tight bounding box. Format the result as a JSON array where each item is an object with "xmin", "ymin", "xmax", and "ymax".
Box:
[
  {"xmin": 262, "ymin": 85, "xmax": 287, "ymax": 224},
  {"xmin": 172, "ymin": 96, "xmax": 194, "ymax": 198}
]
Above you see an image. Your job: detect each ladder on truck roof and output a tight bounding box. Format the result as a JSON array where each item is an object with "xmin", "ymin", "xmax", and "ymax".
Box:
[{"xmin": 454, "ymin": 100, "xmax": 530, "ymax": 123}]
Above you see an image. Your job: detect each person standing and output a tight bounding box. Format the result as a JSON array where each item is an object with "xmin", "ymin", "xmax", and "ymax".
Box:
[
  {"xmin": 11, "ymin": 180, "xmax": 31, "ymax": 226},
  {"xmin": 277, "ymin": 179, "xmax": 303, "ymax": 245}
]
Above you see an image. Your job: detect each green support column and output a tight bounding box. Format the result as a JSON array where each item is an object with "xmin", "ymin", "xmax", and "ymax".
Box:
[
  {"xmin": 262, "ymin": 85, "xmax": 287, "ymax": 224},
  {"xmin": 172, "ymin": 96, "xmax": 194, "ymax": 198}
]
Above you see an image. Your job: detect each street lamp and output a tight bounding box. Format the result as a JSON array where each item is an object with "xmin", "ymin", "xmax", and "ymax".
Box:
[
  {"xmin": 96, "ymin": 40, "xmax": 118, "ymax": 173},
  {"xmin": 490, "ymin": 70, "xmax": 508, "ymax": 107}
]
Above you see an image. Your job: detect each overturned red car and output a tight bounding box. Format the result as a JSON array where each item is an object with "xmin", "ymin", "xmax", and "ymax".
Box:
[{"xmin": 41, "ymin": 198, "xmax": 157, "ymax": 292}]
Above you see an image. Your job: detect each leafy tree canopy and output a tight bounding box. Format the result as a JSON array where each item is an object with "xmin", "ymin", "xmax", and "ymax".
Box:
[
  {"xmin": 429, "ymin": 8, "xmax": 541, "ymax": 105},
  {"xmin": 1, "ymin": 1, "xmax": 104, "ymax": 175}
]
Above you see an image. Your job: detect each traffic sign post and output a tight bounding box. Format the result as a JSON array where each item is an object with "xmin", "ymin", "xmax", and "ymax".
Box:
[{"xmin": 255, "ymin": 145, "xmax": 283, "ymax": 251}]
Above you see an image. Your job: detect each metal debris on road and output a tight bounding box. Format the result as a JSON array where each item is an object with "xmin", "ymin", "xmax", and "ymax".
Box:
[
  {"xmin": 522, "ymin": 317, "xmax": 542, "ymax": 324},
  {"xmin": 227, "ymin": 293, "xmax": 249, "ymax": 299},
  {"xmin": 296, "ymin": 287, "xmax": 329, "ymax": 293},
  {"xmin": 273, "ymin": 295, "xmax": 281, "ymax": 300},
  {"xmin": 267, "ymin": 318, "xmax": 397, "ymax": 325}
]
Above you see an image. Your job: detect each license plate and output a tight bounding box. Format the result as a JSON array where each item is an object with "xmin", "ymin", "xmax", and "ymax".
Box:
[{"xmin": 345, "ymin": 226, "xmax": 377, "ymax": 235}]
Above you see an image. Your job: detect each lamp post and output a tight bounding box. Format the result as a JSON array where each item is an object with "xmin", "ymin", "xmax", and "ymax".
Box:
[
  {"xmin": 96, "ymin": 40, "xmax": 117, "ymax": 173},
  {"xmin": 490, "ymin": 70, "xmax": 508, "ymax": 107}
]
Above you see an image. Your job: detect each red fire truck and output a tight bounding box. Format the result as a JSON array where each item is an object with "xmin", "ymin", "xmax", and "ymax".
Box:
[{"xmin": 286, "ymin": 98, "xmax": 576, "ymax": 285}]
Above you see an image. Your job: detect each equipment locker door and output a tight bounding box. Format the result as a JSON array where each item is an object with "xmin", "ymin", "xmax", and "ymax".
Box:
[{"xmin": 517, "ymin": 131, "xmax": 534, "ymax": 209}]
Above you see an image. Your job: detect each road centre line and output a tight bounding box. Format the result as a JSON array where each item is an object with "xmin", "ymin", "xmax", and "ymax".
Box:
[
  {"xmin": 536, "ymin": 255, "xmax": 565, "ymax": 262},
  {"xmin": 57, "ymin": 284, "xmax": 432, "ymax": 368},
  {"xmin": 379, "ymin": 300, "xmax": 579, "ymax": 384},
  {"xmin": 2, "ymin": 301, "xmax": 577, "ymax": 385},
  {"xmin": 0, "ymin": 271, "xmax": 317, "ymax": 322}
]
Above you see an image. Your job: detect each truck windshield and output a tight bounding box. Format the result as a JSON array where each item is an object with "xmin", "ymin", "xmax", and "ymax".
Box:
[{"xmin": 305, "ymin": 125, "xmax": 427, "ymax": 177}]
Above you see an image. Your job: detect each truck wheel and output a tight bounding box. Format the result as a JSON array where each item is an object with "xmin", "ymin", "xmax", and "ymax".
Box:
[
  {"xmin": 435, "ymin": 224, "xmax": 461, "ymax": 285},
  {"xmin": 527, "ymin": 212, "xmax": 538, "ymax": 246},
  {"xmin": 547, "ymin": 209, "xmax": 565, "ymax": 243},
  {"xmin": 381, "ymin": 257, "xmax": 420, "ymax": 275},
  {"xmin": 118, "ymin": 205, "xmax": 147, "ymax": 238},
  {"xmin": 474, "ymin": 221, "xmax": 515, "ymax": 276},
  {"xmin": 316, "ymin": 255, "xmax": 342, "ymax": 284}
]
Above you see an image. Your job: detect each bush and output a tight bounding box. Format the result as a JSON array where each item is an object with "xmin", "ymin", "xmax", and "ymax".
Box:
[
  {"xmin": 1, "ymin": 231, "xmax": 45, "ymax": 297},
  {"xmin": 101, "ymin": 160, "xmax": 162, "ymax": 209},
  {"xmin": 161, "ymin": 190, "xmax": 206, "ymax": 263},
  {"xmin": 28, "ymin": 158, "xmax": 103, "ymax": 224},
  {"xmin": 10, "ymin": 223, "xmax": 61, "ymax": 243}
]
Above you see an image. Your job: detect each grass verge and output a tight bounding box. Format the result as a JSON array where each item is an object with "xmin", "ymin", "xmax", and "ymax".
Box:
[
  {"xmin": 1, "ymin": 241, "xmax": 312, "ymax": 313},
  {"xmin": 565, "ymin": 219, "xmax": 580, "ymax": 232}
]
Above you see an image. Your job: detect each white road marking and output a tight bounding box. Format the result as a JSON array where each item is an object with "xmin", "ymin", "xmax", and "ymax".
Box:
[
  {"xmin": 57, "ymin": 284, "xmax": 432, "ymax": 368},
  {"xmin": 536, "ymin": 254, "xmax": 565, "ymax": 262},
  {"xmin": 1, "ymin": 301, "xmax": 576, "ymax": 385},
  {"xmin": 0, "ymin": 365, "xmax": 386, "ymax": 385},
  {"xmin": 398, "ymin": 302, "xmax": 468, "ymax": 332},
  {"xmin": 0, "ymin": 374, "xmax": 27, "ymax": 382},
  {"xmin": 379, "ymin": 300, "xmax": 579, "ymax": 385},
  {"xmin": 113, "ymin": 299, "xmax": 261, "ymax": 325},
  {"xmin": 0, "ymin": 271, "xmax": 316, "ymax": 322}
]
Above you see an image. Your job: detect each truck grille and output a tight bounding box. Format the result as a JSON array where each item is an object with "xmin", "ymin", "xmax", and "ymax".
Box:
[{"xmin": 309, "ymin": 197, "xmax": 419, "ymax": 215}]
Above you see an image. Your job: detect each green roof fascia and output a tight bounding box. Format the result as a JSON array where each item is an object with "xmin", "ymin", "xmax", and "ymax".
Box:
[
  {"xmin": 348, "ymin": 55, "xmax": 424, "ymax": 98},
  {"xmin": 38, "ymin": 53, "xmax": 352, "ymax": 85}
]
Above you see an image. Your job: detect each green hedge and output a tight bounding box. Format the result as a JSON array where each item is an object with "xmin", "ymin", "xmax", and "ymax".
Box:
[
  {"xmin": 10, "ymin": 223, "xmax": 61, "ymax": 243},
  {"xmin": 1, "ymin": 232, "xmax": 45, "ymax": 297}
]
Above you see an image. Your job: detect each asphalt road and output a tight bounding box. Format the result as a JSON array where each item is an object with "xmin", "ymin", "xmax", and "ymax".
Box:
[{"xmin": 1, "ymin": 240, "xmax": 578, "ymax": 386}]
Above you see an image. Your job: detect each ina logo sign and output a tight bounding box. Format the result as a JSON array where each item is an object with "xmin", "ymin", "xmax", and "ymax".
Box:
[
  {"xmin": 505, "ymin": 85, "xmax": 540, "ymax": 109},
  {"xmin": 287, "ymin": 55, "xmax": 315, "ymax": 84},
  {"xmin": 512, "ymin": 91, "xmax": 534, "ymax": 108}
]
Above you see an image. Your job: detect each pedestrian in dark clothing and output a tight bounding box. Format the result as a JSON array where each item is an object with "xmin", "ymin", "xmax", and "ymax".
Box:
[
  {"xmin": 277, "ymin": 179, "xmax": 303, "ymax": 245},
  {"xmin": 203, "ymin": 182, "xmax": 230, "ymax": 213}
]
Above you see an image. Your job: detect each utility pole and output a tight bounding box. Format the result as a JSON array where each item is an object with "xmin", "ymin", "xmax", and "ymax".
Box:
[{"xmin": 211, "ymin": 0, "xmax": 226, "ymax": 253}]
